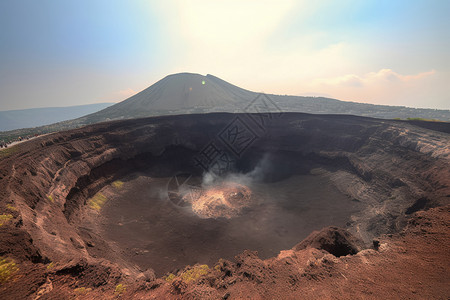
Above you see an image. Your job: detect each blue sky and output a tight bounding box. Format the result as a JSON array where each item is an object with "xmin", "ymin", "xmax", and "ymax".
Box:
[{"xmin": 0, "ymin": 0, "xmax": 449, "ymax": 110}]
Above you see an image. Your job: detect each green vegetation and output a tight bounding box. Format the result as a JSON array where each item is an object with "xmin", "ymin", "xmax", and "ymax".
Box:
[
  {"xmin": 47, "ymin": 194, "xmax": 54, "ymax": 203},
  {"xmin": 0, "ymin": 257, "xmax": 19, "ymax": 284},
  {"xmin": 180, "ymin": 264, "xmax": 209, "ymax": 283},
  {"xmin": 6, "ymin": 204, "xmax": 17, "ymax": 211},
  {"xmin": 0, "ymin": 145, "xmax": 20, "ymax": 159},
  {"xmin": 74, "ymin": 287, "xmax": 92, "ymax": 295},
  {"xmin": 406, "ymin": 117, "xmax": 443, "ymax": 122},
  {"xmin": 112, "ymin": 180, "xmax": 124, "ymax": 189},
  {"xmin": 46, "ymin": 262, "xmax": 55, "ymax": 270},
  {"xmin": 164, "ymin": 265, "xmax": 210, "ymax": 283},
  {"xmin": 115, "ymin": 283, "xmax": 126, "ymax": 295},
  {"xmin": 0, "ymin": 214, "xmax": 13, "ymax": 226},
  {"xmin": 165, "ymin": 273, "xmax": 176, "ymax": 282},
  {"xmin": 214, "ymin": 258, "xmax": 225, "ymax": 271},
  {"xmin": 393, "ymin": 117, "xmax": 448, "ymax": 122},
  {"xmin": 88, "ymin": 192, "xmax": 107, "ymax": 211}
]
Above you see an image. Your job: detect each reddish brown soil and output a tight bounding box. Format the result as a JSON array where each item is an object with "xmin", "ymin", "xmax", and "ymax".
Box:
[{"xmin": 0, "ymin": 205, "xmax": 448, "ymax": 299}]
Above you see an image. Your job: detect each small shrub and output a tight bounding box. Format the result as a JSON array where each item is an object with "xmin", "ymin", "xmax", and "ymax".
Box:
[
  {"xmin": 47, "ymin": 195, "xmax": 54, "ymax": 203},
  {"xmin": 165, "ymin": 273, "xmax": 176, "ymax": 282},
  {"xmin": 112, "ymin": 180, "xmax": 124, "ymax": 189},
  {"xmin": 88, "ymin": 192, "xmax": 107, "ymax": 211},
  {"xmin": 0, "ymin": 257, "xmax": 19, "ymax": 283},
  {"xmin": 6, "ymin": 204, "xmax": 17, "ymax": 211},
  {"xmin": 180, "ymin": 265, "xmax": 209, "ymax": 283},
  {"xmin": 46, "ymin": 262, "xmax": 55, "ymax": 270},
  {"xmin": 115, "ymin": 283, "xmax": 126, "ymax": 295},
  {"xmin": 0, "ymin": 214, "xmax": 13, "ymax": 226},
  {"xmin": 0, "ymin": 146, "xmax": 19, "ymax": 159},
  {"xmin": 74, "ymin": 287, "xmax": 92, "ymax": 295},
  {"xmin": 406, "ymin": 117, "xmax": 443, "ymax": 122}
]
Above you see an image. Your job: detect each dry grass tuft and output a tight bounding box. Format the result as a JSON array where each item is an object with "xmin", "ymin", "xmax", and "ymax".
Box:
[
  {"xmin": 88, "ymin": 192, "xmax": 107, "ymax": 211},
  {"xmin": 0, "ymin": 257, "xmax": 19, "ymax": 283}
]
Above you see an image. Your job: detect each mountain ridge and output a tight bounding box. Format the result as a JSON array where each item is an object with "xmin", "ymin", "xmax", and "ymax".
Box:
[
  {"xmin": 83, "ymin": 72, "xmax": 450, "ymax": 123},
  {"xmin": 1, "ymin": 72, "xmax": 449, "ymax": 142},
  {"xmin": 0, "ymin": 102, "xmax": 114, "ymax": 132}
]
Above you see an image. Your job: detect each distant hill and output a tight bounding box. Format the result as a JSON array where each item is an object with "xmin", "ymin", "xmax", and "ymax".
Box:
[
  {"xmin": 1, "ymin": 72, "xmax": 449, "ymax": 142},
  {"xmin": 81, "ymin": 72, "xmax": 450, "ymax": 123},
  {"xmin": 0, "ymin": 103, "xmax": 114, "ymax": 131}
]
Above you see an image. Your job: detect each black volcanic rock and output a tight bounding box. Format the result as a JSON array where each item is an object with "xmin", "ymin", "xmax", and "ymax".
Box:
[{"xmin": 293, "ymin": 226, "xmax": 365, "ymax": 257}]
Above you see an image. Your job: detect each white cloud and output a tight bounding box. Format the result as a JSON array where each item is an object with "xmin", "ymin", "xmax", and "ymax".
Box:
[
  {"xmin": 303, "ymin": 69, "xmax": 442, "ymax": 108},
  {"xmin": 313, "ymin": 69, "xmax": 436, "ymax": 88}
]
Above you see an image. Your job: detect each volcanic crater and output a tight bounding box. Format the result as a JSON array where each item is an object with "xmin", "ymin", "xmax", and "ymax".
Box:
[{"xmin": 1, "ymin": 112, "xmax": 449, "ymax": 298}]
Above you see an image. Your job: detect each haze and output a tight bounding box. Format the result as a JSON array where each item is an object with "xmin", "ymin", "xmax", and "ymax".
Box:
[{"xmin": 1, "ymin": 0, "xmax": 449, "ymax": 111}]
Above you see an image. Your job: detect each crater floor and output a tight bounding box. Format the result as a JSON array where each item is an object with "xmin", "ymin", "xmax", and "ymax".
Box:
[{"xmin": 85, "ymin": 173, "xmax": 361, "ymax": 275}]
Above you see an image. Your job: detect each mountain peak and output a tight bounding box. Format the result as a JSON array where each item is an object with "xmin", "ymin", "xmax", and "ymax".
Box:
[
  {"xmin": 86, "ymin": 73, "xmax": 255, "ymax": 121},
  {"xmin": 165, "ymin": 72, "xmax": 206, "ymax": 78}
]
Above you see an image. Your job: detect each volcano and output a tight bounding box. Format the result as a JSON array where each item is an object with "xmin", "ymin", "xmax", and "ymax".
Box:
[
  {"xmin": 83, "ymin": 73, "xmax": 256, "ymax": 123},
  {"xmin": 0, "ymin": 111, "xmax": 449, "ymax": 299}
]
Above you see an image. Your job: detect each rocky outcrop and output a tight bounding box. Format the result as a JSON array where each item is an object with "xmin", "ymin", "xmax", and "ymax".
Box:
[{"xmin": 293, "ymin": 226, "xmax": 365, "ymax": 257}]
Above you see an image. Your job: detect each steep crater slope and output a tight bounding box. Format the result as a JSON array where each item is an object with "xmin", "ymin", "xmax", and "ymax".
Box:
[{"xmin": 0, "ymin": 113, "xmax": 449, "ymax": 282}]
